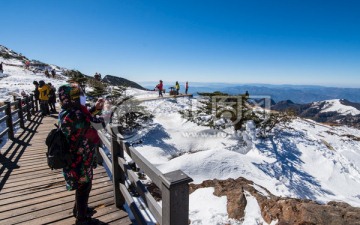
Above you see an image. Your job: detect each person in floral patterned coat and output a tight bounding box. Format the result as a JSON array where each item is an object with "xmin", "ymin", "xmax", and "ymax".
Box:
[{"xmin": 58, "ymin": 83, "xmax": 105, "ymax": 225}]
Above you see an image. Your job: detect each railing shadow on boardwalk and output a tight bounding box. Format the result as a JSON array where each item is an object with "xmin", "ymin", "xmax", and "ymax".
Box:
[
  {"xmin": 0, "ymin": 94, "xmax": 193, "ymax": 225},
  {"xmin": 0, "ymin": 96, "xmax": 132, "ymax": 224},
  {"xmin": 0, "ymin": 112, "xmax": 43, "ymax": 191}
]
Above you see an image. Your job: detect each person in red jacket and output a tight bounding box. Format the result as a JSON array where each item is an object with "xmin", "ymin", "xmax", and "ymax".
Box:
[{"xmin": 156, "ymin": 80, "xmax": 163, "ymax": 97}]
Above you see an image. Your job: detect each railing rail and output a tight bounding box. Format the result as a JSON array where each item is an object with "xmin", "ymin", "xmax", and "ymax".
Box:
[
  {"xmin": 0, "ymin": 94, "xmax": 35, "ymax": 140},
  {"xmin": 97, "ymin": 125, "xmax": 193, "ymax": 225}
]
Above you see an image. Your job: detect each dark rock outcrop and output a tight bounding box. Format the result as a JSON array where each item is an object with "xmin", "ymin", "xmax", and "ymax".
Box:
[
  {"xmin": 102, "ymin": 75, "xmax": 146, "ymax": 90},
  {"xmin": 190, "ymin": 178, "xmax": 360, "ymax": 225}
]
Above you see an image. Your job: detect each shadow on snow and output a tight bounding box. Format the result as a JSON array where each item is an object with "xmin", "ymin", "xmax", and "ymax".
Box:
[
  {"xmin": 253, "ymin": 129, "xmax": 334, "ymax": 200},
  {"xmin": 135, "ymin": 123, "xmax": 179, "ymax": 159}
]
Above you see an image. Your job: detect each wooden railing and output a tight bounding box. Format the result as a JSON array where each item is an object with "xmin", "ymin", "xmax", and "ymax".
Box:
[
  {"xmin": 0, "ymin": 94, "xmax": 37, "ymax": 140},
  {"xmin": 97, "ymin": 125, "xmax": 193, "ymax": 225}
]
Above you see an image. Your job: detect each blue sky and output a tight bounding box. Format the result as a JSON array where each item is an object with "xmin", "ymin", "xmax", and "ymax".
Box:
[{"xmin": 2, "ymin": 0, "xmax": 360, "ymax": 87}]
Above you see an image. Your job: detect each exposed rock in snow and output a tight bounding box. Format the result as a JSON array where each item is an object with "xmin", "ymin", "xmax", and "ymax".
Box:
[{"xmin": 190, "ymin": 177, "xmax": 360, "ymax": 225}]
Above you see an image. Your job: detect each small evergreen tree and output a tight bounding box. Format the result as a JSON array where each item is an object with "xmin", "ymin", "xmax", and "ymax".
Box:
[
  {"xmin": 255, "ymin": 109, "xmax": 296, "ymax": 137},
  {"xmin": 105, "ymin": 85, "xmax": 128, "ymax": 105},
  {"xmin": 65, "ymin": 70, "xmax": 88, "ymax": 88},
  {"xmin": 181, "ymin": 91, "xmax": 293, "ymax": 137},
  {"xmin": 104, "ymin": 85, "xmax": 153, "ymax": 135},
  {"xmin": 87, "ymin": 79, "xmax": 107, "ymax": 98},
  {"xmin": 181, "ymin": 91, "xmax": 253, "ymax": 131}
]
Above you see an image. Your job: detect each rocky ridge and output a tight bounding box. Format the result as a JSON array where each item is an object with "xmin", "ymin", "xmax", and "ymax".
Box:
[{"xmin": 190, "ymin": 178, "xmax": 360, "ymax": 225}]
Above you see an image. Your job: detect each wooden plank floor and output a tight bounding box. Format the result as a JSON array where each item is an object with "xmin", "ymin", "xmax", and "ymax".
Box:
[{"xmin": 0, "ymin": 112, "xmax": 132, "ymax": 225}]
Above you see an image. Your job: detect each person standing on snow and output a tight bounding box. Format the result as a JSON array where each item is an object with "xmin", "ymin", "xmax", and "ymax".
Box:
[
  {"xmin": 175, "ymin": 81, "xmax": 180, "ymax": 95},
  {"xmin": 45, "ymin": 69, "xmax": 50, "ymax": 78},
  {"xmin": 156, "ymin": 80, "xmax": 163, "ymax": 97},
  {"xmin": 24, "ymin": 60, "xmax": 30, "ymax": 70},
  {"xmin": 0, "ymin": 62, "xmax": 3, "ymax": 73},
  {"xmin": 185, "ymin": 81, "xmax": 189, "ymax": 95},
  {"xmin": 51, "ymin": 69, "xmax": 56, "ymax": 78}
]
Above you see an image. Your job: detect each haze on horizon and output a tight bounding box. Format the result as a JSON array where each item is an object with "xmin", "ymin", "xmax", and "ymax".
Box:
[{"xmin": 1, "ymin": 0, "xmax": 360, "ymax": 88}]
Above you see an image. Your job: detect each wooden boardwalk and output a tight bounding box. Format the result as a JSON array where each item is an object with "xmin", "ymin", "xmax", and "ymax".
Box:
[{"xmin": 0, "ymin": 112, "xmax": 132, "ymax": 225}]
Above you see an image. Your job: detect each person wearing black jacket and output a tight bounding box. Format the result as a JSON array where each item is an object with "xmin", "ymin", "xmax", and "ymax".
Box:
[
  {"xmin": 48, "ymin": 82, "xmax": 57, "ymax": 113},
  {"xmin": 33, "ymin": 81, "xmax": 40, "ymax": 109}
]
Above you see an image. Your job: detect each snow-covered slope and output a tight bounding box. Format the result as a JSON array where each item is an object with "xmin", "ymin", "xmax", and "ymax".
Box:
[
  {"xmin": 2, "ymin": 45, "xmax": 360, "ymax": 224},
  {"xmin": 272, "ymin": 98, "xmax": 360, "ymax": 129},
  {"xmin": 0, "ymin": 49, "xmax": 69, "ymax": 149},
  {"xmin": 0, "ymin": 53, "xmax": 67, "ymax": 102},
  {"xmin": 126, "ymin": 88, "xmax": 360, "ymax": 211},
  {"xmin": 313, "ymin": 99, "xmax": 360, "ymax": 116}
]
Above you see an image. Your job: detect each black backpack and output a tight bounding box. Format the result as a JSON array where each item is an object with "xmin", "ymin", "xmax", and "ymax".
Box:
[{"xmin": 45, "ymin": 124, "xmax": 71, "ymax": 170}]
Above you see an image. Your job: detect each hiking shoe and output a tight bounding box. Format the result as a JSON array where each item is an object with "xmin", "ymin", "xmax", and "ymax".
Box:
[
  {"xmin": 73, "ymin": 207, "xmax": 96, "ymax": 218},
  {"xmin": 75, "ymin": 217, "xmax": 101, "ymax": 225}
]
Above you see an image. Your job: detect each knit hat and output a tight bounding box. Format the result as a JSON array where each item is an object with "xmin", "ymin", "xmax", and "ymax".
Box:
[{"xmin": 58, "ymin": 83, "xmax": 81, "ymax": 109}]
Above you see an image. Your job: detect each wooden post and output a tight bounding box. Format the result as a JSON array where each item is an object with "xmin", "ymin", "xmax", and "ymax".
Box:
[
  {"xmin": 17, "ymin": 98, "xmax": 25, "ymax": 129},
  {"xmin": 13, "ymin": 96, "xmax": 17, "ymax": 109},
  {"xmin": 162, "ymin": 170, "xmax": 193, "ymax": 225},
  {"xmin": 5, "ymin": 101, "xmax": 14, "ymax": 140},
  {"xmin": 30, "ymin": 94, "xmax": 35, "ymax": 115},
  {"xmin": 35, "ymin": 96, "xmax": 39, "ymax": 112},
  {"xmin": 111, "ymin": 131, "xmax": 125, "ymax": 208},
  {"xmin": 96, "ymin": 146, "xmax": 103, "ymax": 165},
  {"xmin": 25, "ymin": 96, "xmax": 31, "ymax": 121}
]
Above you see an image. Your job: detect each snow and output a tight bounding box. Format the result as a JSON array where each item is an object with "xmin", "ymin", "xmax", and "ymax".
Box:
[
  {"xmin": 189, "ymin": 188, "xmax": 277, "ymax": 225},
  {"xmin": 0, "ymin": 57, "xmax": 67, "ymax": 102},
  {"xmin": 189, "ymin": 188, "xmax": 229, "ymax": 225},
  {"xmin": 2, "ymin": 54, "xmax": 360, "ymax": 224},
  {"xmin": 121, "ymin": 88, "xmax": 360, "ymax": 223},
  {"xmin": 0, "ymin": 56, "xmax": 69, "ymax": 151},
  {"xmin": 314, "ymin": 99, "xmax": 360, "ymax": 116},
  {"xmin": 242, "ymin": 191, "xmax": 276, "ymax": 225}
]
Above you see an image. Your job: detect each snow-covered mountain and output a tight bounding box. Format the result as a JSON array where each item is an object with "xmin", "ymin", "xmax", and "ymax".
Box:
[
  {"xmin": 127, "ymin": 91, "xmax": 360, "ymax": 224},
  {"xmin": 1, "ymin": 45, "xmax": 360, "ymax": 224},
  {"xmin": 0, "ymin": 45, "xmax": 69, "ymax": 102},
  {"xmin": 102, "ymin": 75, "xmax": 147, "ymax": 90},
  {"xmin": 272, "ymin": 99, "xmax": 360, "ymax": 128}
]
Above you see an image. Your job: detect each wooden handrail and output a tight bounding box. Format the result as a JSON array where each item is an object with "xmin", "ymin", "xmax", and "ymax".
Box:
[
  {"xmin": 97, "ymin": 124, "xmax": 193, "ymax": 225},
  {"xmin": 4, "ymin": 101, "xmax": 14, "ymax": 140},
  {"xmin": 16, "ymin": 98, "xmax": 25, "ymax": 129},
  {"xmin": 0, "ymin": 105, "xmax": 7, "ymax": 112},
  {"xmin": 1, "ymin": 95, "xmax": 36, "ymax": 140}
]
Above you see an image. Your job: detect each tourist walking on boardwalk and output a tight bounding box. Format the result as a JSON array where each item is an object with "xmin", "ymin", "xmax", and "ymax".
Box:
[
  {"xmin": 185, "ymin": 81, "xmax": 189, "ymax": 94},
  {"xmin": 58, "ymin": 83, "xmax": 105, "ymax": 225},
  {"xmin": 175, "ymin": 81, "xmax": 180, "ymax": 95},
  {"xmin": 156, "ymin": 80, "xmax": 163, "ymax": 97},
  {"xmin": 33, "ymin": 81, "xmax": 40, "ymax": 108},
  {"xmin": 47, "ymin": 83, "xmax": 57, "ymax": 113},
  {"xmin": 38, "ymin": 80, "xmax": 50, "ymax": 116}
]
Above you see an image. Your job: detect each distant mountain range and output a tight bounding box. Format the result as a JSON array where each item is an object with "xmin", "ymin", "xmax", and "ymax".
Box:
[
  {"xmin": 141, "ymin": 82, "xmax": 360, "ymax": 104},
  {"xmin": 272, "ymin": 99, "xmax": 360, "ymax": 128},
  {"xmin": 3, "ymin": 44, "xmax": 360, "ymax": 104}
]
